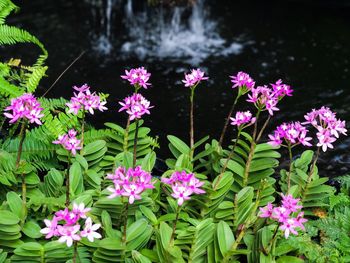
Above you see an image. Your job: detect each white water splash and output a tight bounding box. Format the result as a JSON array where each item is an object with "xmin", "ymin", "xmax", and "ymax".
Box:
[
  {"xmin": 91, "ymin": 0, "xmax": 244, "ymax": 63},
  {"xmin": 120, "ymin": 0, "xmax": 244, "ymax": 64}
]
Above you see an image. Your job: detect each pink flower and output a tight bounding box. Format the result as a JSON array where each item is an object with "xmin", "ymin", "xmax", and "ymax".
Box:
[
  {"xmin": 171, "ymin": 184, "xmax": 193, "ymax": 206},
  {"xmin": 268, "ymin": 122, "xmax": 312, "ymax": 147},
  {"xmin": 182, "ymin": 68, "xmax": 208, "ymax": 88},
  {"xmin": 279, "ymin": 218, "xmax": 298, "ymax": 239},
  {"xmin": 105, "ymin": 166, "xmax": 154, "ymax": 204},
  {"xmin": 121, "ymin": 67, "xmax": 151, "ymax": 89},
  {"xmin": 303, "ymin": 107, "xmax": 347, "ymax": 152},
  {"xmin": 259, "ymin": 203, "xmax": 274, "ymax": 218},
  {"xmin": 57, "ymin": 225, "xmax": 81, "ymax": 247},
  {"xmin": 230, "ymin": 71, "xmax": 255, "ymax": 90},
  {"xmin": 122, "ymin": 183, "xmax": 143, "ymax": 204},
  {"xmin": 230, "ymin": 111, "xmax": 256, "ymax": 127},
  {"xmin": 80, "ymin": 217, "xmax": 102, "ymax": 242},
  {"xmin": 271, "ymin": 79, "xmax": 293, "ymax": 97},
  {"xmin": 119, "ymin": 93, "xmax": 153, "ymax": 120},
  {"xmin": 246, "ymin": 79, "xmax": 292, "ymax": 116},
  {"xmin": 66, "ymin": 84, "xmax": 107, "ymax": 115},
  {"xmin": 41, "ymin": 205, "xmax": 99, "ymax": 247},
  {"xmin": 162, "ymin": 171, "xmax": 205, "ymax": 206},
  {"xmin": 281, "ymin": 194, "xmax": 302, "ymax": 212},
  {"xmin": 40, "ymin": 218, "xmax": 58, "ymax": 238},
  {"xmin": 72, "ymin": 203, "xmax": 91, "ymax": 219},
  {"xmin": 53, "ymin": 129, "xmax": 82, "ymax": 155},
  {"xmin": 4, "ymin": 93, "xmax": 43, "ymax": 125}
]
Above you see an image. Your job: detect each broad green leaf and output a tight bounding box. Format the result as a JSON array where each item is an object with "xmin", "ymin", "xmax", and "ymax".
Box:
[
  {"xmin": 217, "ymin": 221, "xmax": 234, "ymax": 256},
  {"xmin": 22, "ymin": 221, "xmax": 42, "ymax": 238},
  {"xmin": 167, "ymin": 135, "xmax": 190, "ymax": 154},
  {"xmin": 6, "ymin": 192, "xmax": 24, "ymax": 220}
]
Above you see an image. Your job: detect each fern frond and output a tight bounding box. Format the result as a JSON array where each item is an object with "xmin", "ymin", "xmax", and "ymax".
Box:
[
  {"xmin": 0, "ymin": 25, "xmax": 48, "ymax": 64},
  {"xmin": 0, "ymin": 75, "xmax": 22, "ymax": 97},
  {"xmin": 0, "ymin": 0, "xmax": 18, "ymax": 24},
  {"xmin": 23, "ymin": 65, "xmax": 47, "ymax": 93}
]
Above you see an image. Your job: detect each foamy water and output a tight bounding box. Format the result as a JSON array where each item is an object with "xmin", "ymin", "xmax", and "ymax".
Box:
[{"xmin": 92, "ymin": 0, "xmax": 245, "ymax": 64}]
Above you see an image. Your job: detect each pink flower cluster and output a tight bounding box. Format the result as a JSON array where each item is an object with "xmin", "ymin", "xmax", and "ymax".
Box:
[
  {"xmin": 121, "ymin": 67, "xmax": 151, "ymax": 89},
  {"xmin": 303, "ymin": 107, "xmax": 347, "ymax": 152},
  {"xmin": 106, "ymin": 166, "xmax": 154, "ymax": 204},
  {"xmin": 53, "ymin": 129, "xmax": 82, "ymax": 155},
  {"xmin": 161, "ymin": 171, "xmax": 205, "ymax": 206},
  {"xmin": 247, "ymin": 79, "xmax": 292, "ymax": 116},
  {"xmin": 230, "ymin": 71, "xmax": 255, "ymax": 90},
  {"xmin": 259, "ymin": 194, "xmax": 307, "ymax": 239},
  {"xmin": 230, "ymin": 111, "xmax": 256, "ymax": 127},
  {"xmin": 182, "ymin": 68, "xmax": 209, "ymax": 88},
  {"xmin": 119, "ymin": 93, "xmax": 153, "ymax": 120},
  {"xmin": 66, "ymin": 84, "xmax": 107, "ymax": 115},
  {"xmin": 268, "ymin": 122, "xmax": 312, "ymax": 147},
  {"xmin": 4, "ymin": 93, "xmax": 44, "ymax": 125},
  {"xmin": 40, "ymin": 203, "xmax": 101, "ymax": 247}
]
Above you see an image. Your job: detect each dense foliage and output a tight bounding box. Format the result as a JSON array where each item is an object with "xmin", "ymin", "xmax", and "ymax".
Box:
[{"xmin": 0, "ymin": 1, "xmax": 348, "ymax": 262}]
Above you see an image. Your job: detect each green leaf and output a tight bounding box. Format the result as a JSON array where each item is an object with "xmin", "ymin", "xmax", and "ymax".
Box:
[
  {"xmin": 82, "ymin": 140, "xmax": 106, "ymax": 156},
  {"xmin": 0, "ymin": 210, "xmax": 20, "ymax": 225},
  {"xmin": 140, "ymin": 205, "xmax": 158, "ymax": 225},
  {"xmin": 167, "ymin": 135, "xmax": 190, "ymax": 154},
  {"xmin": 69, "ymin": 162, "xmax": 84, "ymax": 196},
  {"xmin": 276, "ymin": 256, "xmax": 304, "ymax": 263},
  {"xmin": 6, "ymin": 192, "xmax": 24, "ymax": 220},
  {"xmin": 217, "ymin": 221, "xmax": 234, "ymax": 256},
  {"xmin": 159, "ymin": 222, "xmax": 172, "ymax": 249},
  {"xmin": 22, "ymin": 221, "xmax": 42, "ymax": 238}
]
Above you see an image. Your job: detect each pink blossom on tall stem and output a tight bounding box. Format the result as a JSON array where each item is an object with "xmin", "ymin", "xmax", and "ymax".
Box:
[
  {"xmin": 80, "ymin": 217, "xmax": 102, "ymax": 242},
  {"xmin": 57, "ymin": 225, "xmax": 81, "ymax": 247},
  {"xmin": 303, "ymin": 106, "xmax": 347, "ymax": 152},
  {"xmin": 40, "ymin": 203, "xmax": 101, "ymax": 247},
  {"xmin": 121, "ymin": 67, "xmax": 151, "ymax": 89},
  {"xmin": 119, "ymin": 93, "xmax": 153, "ymax": 120},
  {"xmin": 246, "ymin": 79, "xmax": 292, "ymax": 116},
  {"xmin": 105, "ymin": 166, "xmax": 154, "ymax": 204},
  {"xmin": 230, "ymin": 71, "xmax": 255, "ymax": 90},
  {"xmin": 161, "ymin": 171, "xmax": 205, "ymax": 206},
  {"xmin": 182, "ymin": 68, "xmax": 209, "ymax": 87},
  {"xmin": 268, "ymin": 122, "xmax": 312, "ymax": 147},
  {"xmin": 53, "ymin": 129, "xmax": 82, "ymax": 155},
  {"xmin": 230, "ymin": 111, "xmax": 256, "ymax": 127},
  {"xmin": 258, "ymin": 193, "xmax": 307, "ymax": 239},
  {"xmin": 66, "ymin": 84, "xmax": 107, "ymax": 115},
  {"xmin": 4, "ymin": 93, "xmax": 44, "ymax": 125}
]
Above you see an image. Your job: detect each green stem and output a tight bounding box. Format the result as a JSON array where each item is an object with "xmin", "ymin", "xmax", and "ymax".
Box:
[
  {"xmin": 213, "ymin": 129, "xmax": 242, "ymax": 190},
  {"xmin": 224, "ymin": 188, "xmax": 262, "ymax": 262},
  {"xmin": 287, "ymin": 144, "xmax": 293, "ymax": 193},
  {"xmin": 219, "ymin": 94, "xmax": 241, "ymax": 146},
  {"xmin": 15, "ymin": 121, "xmax": 27, "ymax": 169},
  {"xmin": 123, "ymin": 117, "xmax": 131, "ymax": 152},
  {"xmin": 302, "ymin": 147, "xmax": 321, "ymax": 201},
  {"xmin": 16, "ymin": 122, "xmax": 27, "ymax": 225},
  {"xmin": 256, "ymin": 115, "xmax": 271, "ymax": 143},
  {"xmin": 122, "ymin": 201, "xmax": 129, "ymax": 244},
  {"xmin": 72, "ymin": 241, "xmax": 78, "ymax": 263},
  {"xmin": 190, "ymin": 87, "xmax": 195, "ymax": 159},
  {"xmin": 307, "ymin": 147, "xmax": 320, "ymax": 183},
  {"xmin": 264, "ymin": 225, "xmax": 279, "ymax": 255},
  {"xmin": 65, "ymin": 153, "xmax": 71, "ymax": 207},
  {"xmin": 170, "ymin": 206, "xmax": 181, "ymax": 243},
  {"xmin": 21, "ymin": 172, "xmax": 26, "ymax": 226},
  {"xmin": 133, "ymin": 119, "xmax": 139, "ymax": 167},
  {"xmin": 242, "ymin": 110, "xmax": 261, "ymax": 186},
  {"xmin": 80, "ymin": 111, "xmax": 85, "ymax": 153}
]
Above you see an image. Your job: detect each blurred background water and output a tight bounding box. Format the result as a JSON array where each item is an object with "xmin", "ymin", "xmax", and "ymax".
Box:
[{"xmin": 4, "ymin": 0, "xmax": 350, "ymax": 177}]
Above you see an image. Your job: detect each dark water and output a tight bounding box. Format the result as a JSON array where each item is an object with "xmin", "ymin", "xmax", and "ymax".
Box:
[{"xmin": 3, "ymin": 0, "xmax": 350, "ymax": 177}]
